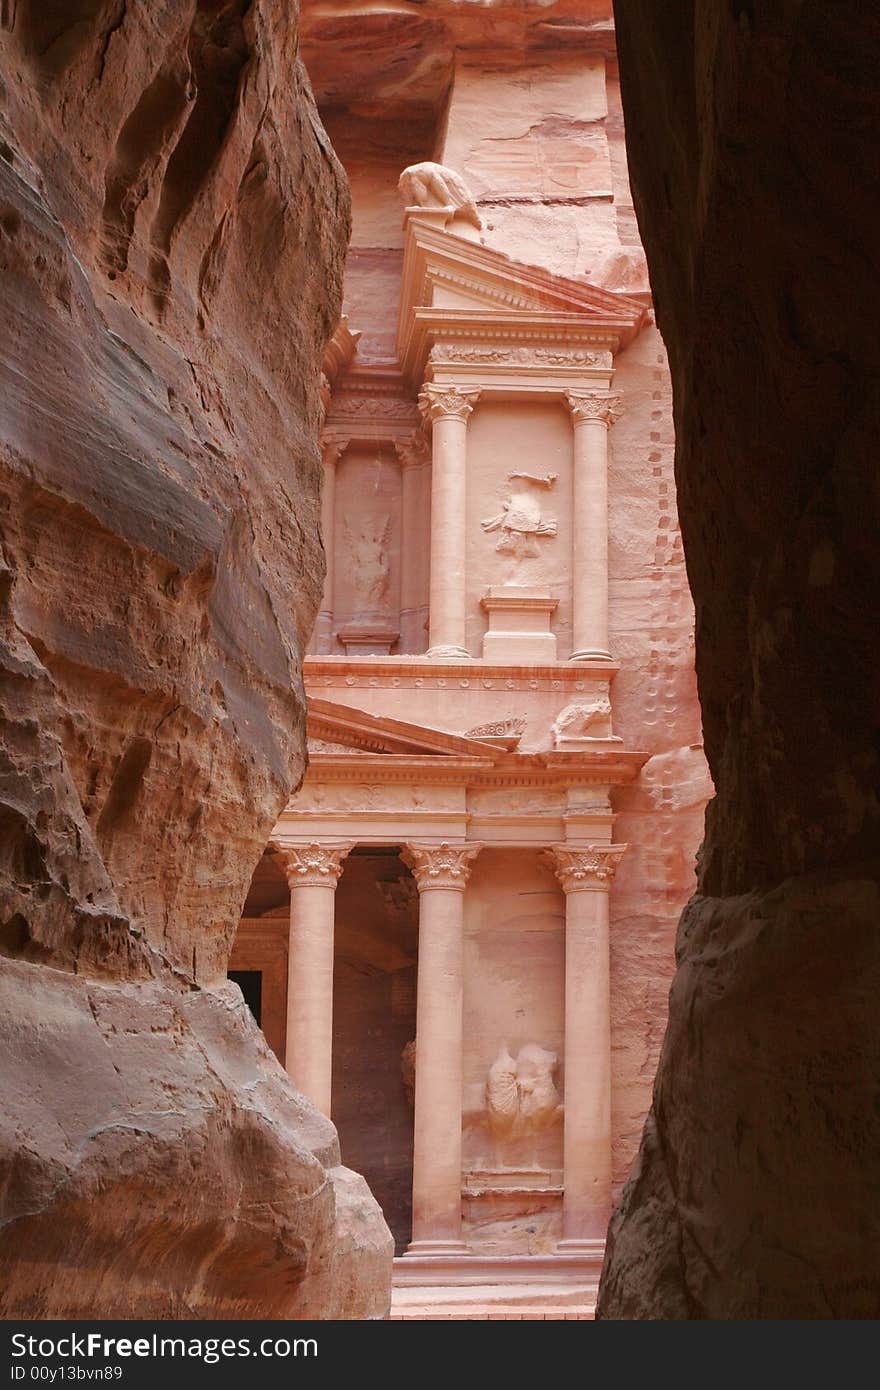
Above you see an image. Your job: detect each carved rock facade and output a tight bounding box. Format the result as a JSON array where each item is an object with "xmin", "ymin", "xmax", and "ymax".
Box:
[{"xmin": 232, "ymin": 2, "xmax": 711, "ymax": 1303}]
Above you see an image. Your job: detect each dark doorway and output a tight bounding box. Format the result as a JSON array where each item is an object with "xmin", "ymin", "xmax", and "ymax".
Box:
[
  {"xmin": 332, "ymin": 846, "xmax": 418, "ymax": 1254},
  {"xmin": 229, "ymin": 969, "xmax": 263, "ymax": 1028}
]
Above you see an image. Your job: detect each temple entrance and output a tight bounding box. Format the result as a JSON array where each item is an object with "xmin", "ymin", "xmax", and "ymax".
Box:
[{"xmin": 332, "ymin": 846, "xmax": 419, "ymax": 1253}]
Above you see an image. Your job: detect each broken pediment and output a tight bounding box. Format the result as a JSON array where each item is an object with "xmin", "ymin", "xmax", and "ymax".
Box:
[{"xmin": 306, "ymin": 697, "xmax": 499, "ymax": 759}]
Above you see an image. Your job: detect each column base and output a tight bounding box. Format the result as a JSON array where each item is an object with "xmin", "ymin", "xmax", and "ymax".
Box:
[
  {"xmin": 570, "ymin": 648, "xmax": 613, "ymax": 663},
  {"xmin": 554, "ymin": 1237, "xmax": 607, "ymax": 1258},
  {"xmin": 404, "ymin": 1240, "xmax": 472, "ymax": 1257},
  {"xmin": 425, "ymin": 645, "xmax": 471, "ymax": 660}
]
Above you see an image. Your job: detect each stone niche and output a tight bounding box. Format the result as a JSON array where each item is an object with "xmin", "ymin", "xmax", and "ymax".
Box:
[{"xmin": 333, "ymin": 443, "xmax": 403, "ymax": 654}]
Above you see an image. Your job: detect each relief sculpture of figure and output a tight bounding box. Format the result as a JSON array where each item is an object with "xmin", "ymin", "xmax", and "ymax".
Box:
[
  {"xmin": 398, "ymin": 161, "xmax": 482, "ymax": 230},
  {"xmin": 481, "ymin": 472, "xmax": 558, "ymax": 566},
  {"xmin": 552, "ymin": 695, "xmax": 619, "ymax": 746},
  {"xmin": 485, "ymin": 1042, "xmax": 563, "ymax": 1159},
  {"xmin": 486, "ymin": 1043, "xmax": 519, "ymax": 1139},
  {"xmin": 343, "ymin": 514, "xmax": 391, "ymax": 610}
]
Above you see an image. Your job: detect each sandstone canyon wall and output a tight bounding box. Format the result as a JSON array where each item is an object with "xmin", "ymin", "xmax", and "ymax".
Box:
[
  {"xmin": 0, "ymin": 0, "xmax": 391, "ymax": 1317},
  {"xmin": 599, "ymin": 1, "xmax": 880, "ymax": 1317}
]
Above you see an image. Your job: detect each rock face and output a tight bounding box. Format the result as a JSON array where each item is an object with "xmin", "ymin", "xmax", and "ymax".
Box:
[
  {"xmin": 599, "ymin": 2, "xmax": 880, "ymax": 1318},
  {"xmin": 0, "ymin": 0, "xmax": 392, "ymax": 1317}
]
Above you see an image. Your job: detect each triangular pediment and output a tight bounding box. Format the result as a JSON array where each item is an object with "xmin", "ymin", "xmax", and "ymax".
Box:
[
  {"xmin": 397, "ymin": 218, "xmax": 646, "ymax": 383},
  {"xmin": 415, "ymin": 222, "xmax": 643, "ymax": 319},
  {"xmin": 306, "ymin": 697, "xmax": 498, "ymax": 760}
]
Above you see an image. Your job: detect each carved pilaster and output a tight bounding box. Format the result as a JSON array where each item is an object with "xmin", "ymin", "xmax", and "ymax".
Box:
[
  {"xmin": 320, "ymin": 437, "xmax": 347, "ymax": 466},
  {"xmin": 403, "ymin": 841, "xmax": 482, "ymax": 892},
  {"xmin": 281, "ymin": 842, "xmax": 353, "ymax": 888},
  {"xmin": 545, "ymin": 843, "xmax": 627, "ymax": 892},
  {"xmin": 418, "ymin": 383, "xmax": 481, "ymax": 426},
  {"xmin": 394, "ymin": 430, "xmax": 431, "ymax": 469},
  {"xmin": 564, "ymin": 390, "xmax": 623, "ymax": 428}
]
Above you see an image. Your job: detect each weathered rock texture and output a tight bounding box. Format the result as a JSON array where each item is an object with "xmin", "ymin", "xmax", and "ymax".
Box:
[
  {"xmin": 599, "ymin": 1, "xmax": 880, "ymax": 1318},
  {"xmin": 0, "ymin": 0, "xmax": 391, "ymax": 1317}
]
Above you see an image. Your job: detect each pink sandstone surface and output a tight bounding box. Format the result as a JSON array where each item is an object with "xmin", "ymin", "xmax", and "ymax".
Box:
[{"xmin": 0, "ymin": 0, "xmax": 391, "ymax": 1317}]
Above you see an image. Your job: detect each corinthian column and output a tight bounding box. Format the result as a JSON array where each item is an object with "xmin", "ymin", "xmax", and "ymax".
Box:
[
  {"xmin": 418, "ymin": 384, "xmax": 481, "ymax": 659},
  {"xmin": 316, "ymin": 439, "xmax": 345, "ymax": 651},
  {"xmin": 402, "ymin": 841, "xmax": 482, "ymax": 1254},
  {"xmin": 545, "ymin": 842, "xmax": 627, "ymax": 1251},
  {"xmin": 564, "ymin": 391, "xmax": 622, "ymax": 663},
  {"xmin": 282, "ymin": 842, "xmax": 353, "ymax": 1116}
]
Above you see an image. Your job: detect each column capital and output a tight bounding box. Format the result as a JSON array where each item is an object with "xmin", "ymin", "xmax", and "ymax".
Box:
[
  {"xmin": 394, "ymin": 430, "xmax": 431, "ymax": 469},
  {"xmin": 279, "ymin": 842, "xmax": 354, "ymax": 888},
  {"xmin": 564, "ymin": 390, "xmax": 622, "ymax": 428},
  {"xmin": 402, "ymin": 841, "xmax": 482, "ymax": 892},
  {"xmin": 418, "ymin": 383, "xmax": 481, "ymax": 426},
  {"xmin": 320, "ymin": 435, "xmax": 347, "ymax": 466},
  {"xmin": 545, "ymin": 843, "xmax": 627, "ymax": 893}
]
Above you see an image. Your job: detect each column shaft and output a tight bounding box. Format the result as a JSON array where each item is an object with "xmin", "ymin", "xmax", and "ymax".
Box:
[
  {"xmin": 418, "ymin": 386, "xmax": 479, "ymax": 659},
  {"xmin": 283, "ymin": 843, "xmax": 352, "ymax": 1116},
  {"xmin": 566, "ymin": 392, "xmax": 621, "ymax": 662},
  {"xmin": 547, "ymin": 844, "xmax": 626, "ymax": 1251},
  {"xmin": 403, "ymin": 842, "xmax": 481, "ymax": 1254}
]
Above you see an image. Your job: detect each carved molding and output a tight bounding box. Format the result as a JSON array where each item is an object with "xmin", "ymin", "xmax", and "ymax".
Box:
[
  {"xmin": 418, "ymin": 384, "xmax": 481, "ymax": 425},
  {"xmin": 564, "ymin": 390, "xmax": 623, "ymax": 427},
  {"xmin": 402, "ymin": 841, "xmax": 483, "ymax": 891},
  {"xmin": 332, "ymin": 395, "xmax": 418, "ymax": 419},
  {"xmin": 431, "ymin": 345, "xmax": 610, "ymax": 368},
  {"xmin": 545, "ymin": 843, "xmax": 627, "ymax": 892},
  {"xmin": 280, "ymin": 842, "xmax": 354, "ymax": 888},
  {"xmin": 466, "ymin": 718, "xmax": 526, "ymax": 740}
]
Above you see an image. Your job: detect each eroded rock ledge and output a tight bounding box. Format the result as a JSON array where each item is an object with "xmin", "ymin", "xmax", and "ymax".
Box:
[{"xmin": 0, "ymin": 0, "xmax": 391, "ymax": 1317}]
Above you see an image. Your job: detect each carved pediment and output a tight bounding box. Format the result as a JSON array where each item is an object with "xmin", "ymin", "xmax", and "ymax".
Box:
[
  {"xmin": 306, "ymin": 697, "xmax": 500, "ymax": 759},
  {"xmin": 398, "ymin": 218, "xmax": 647, "ymax": 382}
]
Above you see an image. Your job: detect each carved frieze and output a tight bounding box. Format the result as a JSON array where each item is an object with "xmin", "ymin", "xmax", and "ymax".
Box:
[
  {"xmin": 331, "ymin": 394, "xmax": 417, "ymax": 419},
  {"xmin": 431, "ymin": 344, "xmax": 612, "ymax": 368},
  {"xmin": 402, "ymin": 841, "xmax": 482, "ymax": 890},
  {"xmin": 545, "ymin": 843, "xmax": 627, "ymax": 892}
]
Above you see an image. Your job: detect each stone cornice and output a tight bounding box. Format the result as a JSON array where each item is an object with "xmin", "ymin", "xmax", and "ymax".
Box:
[
  {"xmin": 302, "ymin": 755, "xmax": 647, "ymax": 788},
  {"xmin": 402, "ymin": 841, "xmax": 483, "ymax": 892},
  {"xmin": 545, "ymin": 843, "xmax": 628, "ymax": 892},
  {"xmin": 305, "ymin": 656, "xmax": 621, "ymax": 686},
  {"xmin": 274, "ymin": 841, "xmax": 354, "ymax": 888}
]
